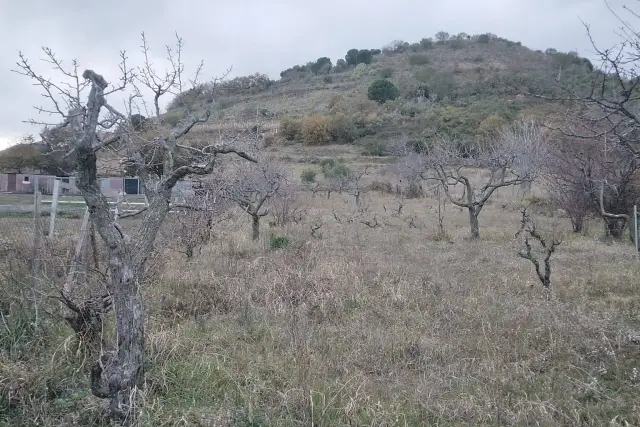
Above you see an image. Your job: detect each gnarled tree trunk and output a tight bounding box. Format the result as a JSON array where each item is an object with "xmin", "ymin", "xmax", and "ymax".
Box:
[
  {"xmin": 91, "ymin": 256, "xmax": 144, "ymax": 421},
  {"xmin": 469, "ymin": 206, "xmax": 480, "ymax": 239},
  {"xmin": 252, "ymin": 214, "xmax": 260, "ymax": 241}
]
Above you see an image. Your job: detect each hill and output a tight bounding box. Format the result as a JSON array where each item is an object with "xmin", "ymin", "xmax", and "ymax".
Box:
[
  {"xmin": 166, "ymin": 32, "xmax": 594, "ymax": 157},
  {"xmin": 0, "ymin": 32, "xmax": 595, "ymax": 176}
]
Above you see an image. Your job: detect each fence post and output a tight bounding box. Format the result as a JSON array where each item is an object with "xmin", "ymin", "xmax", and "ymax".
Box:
[
  {"xmin": 63, "ymin": 207, "xmax": 90, "ymax": 301},
  {"xmin": 48, "ymin": 179, "xmax": 60, "ymax": 237},
  {"xmin": 634, "ymin": 204, "xmax": 638, "ymax": 254},
  {"xmin": 31, "ymin": 189, "xmax": 42, "ymax": 328}
]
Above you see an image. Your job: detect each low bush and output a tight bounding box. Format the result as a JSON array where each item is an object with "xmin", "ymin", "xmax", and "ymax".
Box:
[
  {"xmin": 269, "ymin": 235, "xmax": 291, "ymax": 250},
  {"xmin": 300, "ymin": 169, "xmax": 317, "ymax": 183},
  {"xmin": 367, "ymin": 79, "xmax": 399, "ymax": 104},
  {"xmin": 280, "ymin": 117, "xmax": 302, "ymax": 141},
  {"xmin": 300, "ymin": 115, "xmax": 332, "ymax": 145}
]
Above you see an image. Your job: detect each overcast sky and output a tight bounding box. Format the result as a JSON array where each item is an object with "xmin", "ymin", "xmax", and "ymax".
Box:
[{"xmin": 0, "ymin": 0, "xmax": 629, "ymax": 149}]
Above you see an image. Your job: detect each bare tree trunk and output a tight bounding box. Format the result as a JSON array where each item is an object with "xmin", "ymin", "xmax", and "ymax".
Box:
[
  {"xmin": 91, "ymin": 254, "xmax": 144, "ymax": 424},
  {"xmin": 605, "ymin": 218, "xmax": 627, "ymax": 238},
  {"xmin": 469, "ymin": 207, "xmax": 480, "ymax": 239},
  {"xmin": 571, "ymin": 216, "xmax": 585, "ymax": 233},
  {"xmin": 252, "ymin": 215, "xmax": 260, "ymax": 241}
]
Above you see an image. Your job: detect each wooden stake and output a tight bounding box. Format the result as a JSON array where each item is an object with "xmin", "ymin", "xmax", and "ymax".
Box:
[
  {"xmin": 31, "ymin": 190, "xmax": 42, "ymax": 328},
  {"xmin": 48, "ymin": 179, "xmax": 60, "ymax": 237}
]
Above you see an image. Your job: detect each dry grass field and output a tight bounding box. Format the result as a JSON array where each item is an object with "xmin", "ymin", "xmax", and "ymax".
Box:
[{"xmin": 1, "ymin": 153, "xmax": 639, "ymax": 427}]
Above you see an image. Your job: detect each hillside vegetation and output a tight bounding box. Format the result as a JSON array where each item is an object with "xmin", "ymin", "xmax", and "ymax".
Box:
[
  {"xmin": 165, "ymin": 32, "xmax": 594, "ymax": 155},
  {"xmin": 0, "ymin": 32, "xmax": 594, "ymax": 174}
]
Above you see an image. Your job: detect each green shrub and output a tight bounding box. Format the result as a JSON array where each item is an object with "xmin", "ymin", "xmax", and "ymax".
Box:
[
  {"xmin": 367, "ymin": 79, "xmax": 399, "ymax": 104},
  {"xmin": 323, "ymin": 75, "xmax": 333, "ymax": 84},
  {"xmin": 416, "ymin": 84, "xmax": 429, "ymax": 99},
  {"xmin": 300, "ymin": 169, "xmax": 317, "ymax": 183},
  {"xmin": 409, "ymin": 54, "xmax": 429, "ymax": 66},
  {"xmin": 378, "ymin": 67, "xmax": 394, "ymax": 78},
  {"xmin": 280, "ymin": 117, "xmax": 301, "ymax": 140},
  {"xmin": 328, "ymin": 113, "xmax": 357, "ymax": 143},
  {"xmin": 345, "ymin": 49, "xmax": 359, "ymax": 66},
  {"xmin": 477, "ymin": 34, "xmax": 490, "ymax": 44},
  {"xmin": 334, "ymin": 59, "xmax": 348, "ymax": 72},
  {"xmin": 269, "ymin": 235, "xmax": 291, "ymax": 250},
  {"xmin": 325, "ymin": 162, "xmax": 351, "ymax": 179},
  {"xmin": 311, "ymin": 57, "xmax": 332, "ymax": 74},
  {"xmin": 356, "ymin": 49, "xmax": 373, "ymax": 65},
  {"xmin": 319, "ymin": 157, "xmax": 337, "ymax": 172},
  {"xmin": 321, "ymin": 158, "xmax": 352, "ymax": 179}
]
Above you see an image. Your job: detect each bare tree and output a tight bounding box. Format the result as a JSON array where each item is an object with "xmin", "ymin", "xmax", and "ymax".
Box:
[
  {"xmin": 516, "ymin": 206, "xmax": 562, "ymax": 297},
  {"xmin": 344, "ymin": 166, "xmax": 371, "ymax": 206},
  {"xmin": 168, "ymin": 190, "xmax": 232, "ymax": 259},
  {"xmin": 270, "ymin": 179, "xmax": 307, "ymax": 226},
  {"xmin": 544, "ymin": 127, "xmax": 639, "ymax": 236},
  {"xmin": 545, "ymin": 137, "xmax": 594, "ymax": 233},
  {"xmin": 221, "ymin": 159, "xmax": 284, "ymax": 240},
  {"xmin": 409, "ymin": 121, "xmax": 544, "ymax": 239},
  {"xmin": 15, "ymin": 34, "xmax": 255, "ymax": 423}
]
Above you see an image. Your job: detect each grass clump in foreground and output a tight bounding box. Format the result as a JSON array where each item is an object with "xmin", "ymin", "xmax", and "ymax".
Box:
[{"xmin": 1, "ymin": 191, "xmax": 640, "ymax": 426}]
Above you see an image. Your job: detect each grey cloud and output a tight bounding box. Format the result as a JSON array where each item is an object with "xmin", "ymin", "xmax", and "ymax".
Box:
[{"xmin": 0, "ymin": 0, "xmax": 627, "ymax": 147}]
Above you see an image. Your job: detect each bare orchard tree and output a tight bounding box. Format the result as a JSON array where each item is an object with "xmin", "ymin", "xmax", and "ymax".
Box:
[
  {"xmin": 269, "ymin": 178, "xmax": 307, "ymax": 226},
  {"xmin": 344, "ymin": 166, "xmax": 371, "ymax": 206},
  {"xmin": 412, "ymin": 121, "xmax": 544, "ymax": 239},
  {"xmin": 167, "ymin": 188, "xmax": 233, "ymax": 259},
  {"xmin": 544, "ymin": 135, "xmax": 595, "ymax": 233},
  {"xmin": 544, "ymin": 125, "xmax": 639, "ymax": 236},
  {"xmin": 14, "ymin": 34, "xmax": 255, "ymax": 422},
  {"xmin": 516, "ymin": 206, "xmax": 562, "ymax": 299},
  {"xmin": 221, "ymin": 158, "xmax": 285, "ymax": 240}
]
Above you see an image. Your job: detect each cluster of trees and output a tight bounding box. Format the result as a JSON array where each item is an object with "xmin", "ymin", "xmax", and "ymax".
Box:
[
  {"xmin": 544, "ymin": 48, "xmax": 594, "ymax": 71},
  {"xmin": 279, "ymin": 48, "xmax": 383, "ymax": 80},
  {"xmin": 280, "ymin": 58, "xmax": 335, "ymax": 79},
  {"xmin": 344, "ymin": 48, "xmax": 381, "ymax": 66}
]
